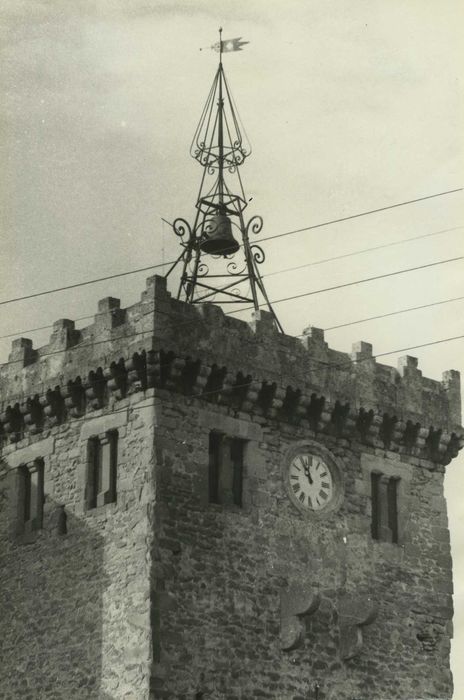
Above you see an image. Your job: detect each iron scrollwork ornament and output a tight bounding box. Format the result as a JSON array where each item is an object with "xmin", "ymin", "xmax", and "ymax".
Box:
[
  {"xmin": 246, "ymin": 215, "xmax": 264, "ymax": 236},
  {"xmin": 250, "ymin": 244, "xmax": 265, "ymax": 265},
  {"xmin": 173, "ymin": 218, "xmax": 192, "ymax": 241},
  {"xmin": 226, "ymin": 260, "xmax": 247, "ymax": 276},
  {"xmin": 197, "ymin": 262, "xmax": 210, "ymax": 277}
]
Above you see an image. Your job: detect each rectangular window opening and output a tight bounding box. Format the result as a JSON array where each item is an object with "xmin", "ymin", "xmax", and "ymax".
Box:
[
  {"xmin": 371, "ymin": 471, "xmax": 400, "ymax": 544},
  {"xmin": 87, "ymin": 430, "xmax": 118, "ymax": 509},
  {"xmin": 20, "ymin": 458, "xmax": 44, "ymax": 531},
  {"xmin": 208, "ymin": 431, "xmax": 245, "ymax": 507},
  {"xmin": 230, "ymin": 438, "xmax": 244, "ymax": 507},
  {"xmin": 208, "ymin": 431, "xmax": 222, "ymax": 504},
  {"xmin": 371, "ymin": 472, "xmax": 380, "ymax": 540},
  {"xmin": 387, "ymin": 477, "xmax": 399, "ymax": 544}
]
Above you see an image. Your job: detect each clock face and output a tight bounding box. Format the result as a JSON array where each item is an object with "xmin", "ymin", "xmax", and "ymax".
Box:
[{"xmin": 288, "ymin": 453, "xmax": 333, "ymax": 511}]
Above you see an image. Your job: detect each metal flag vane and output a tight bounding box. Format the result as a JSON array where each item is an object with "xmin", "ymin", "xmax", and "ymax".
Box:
[
  {"xmin": 200, "ymin": 27, "xmax": 250, "ymax": 53},
  {"xmin": 166, "ymin": 28, "xmax": 282, "ymax": 332}
]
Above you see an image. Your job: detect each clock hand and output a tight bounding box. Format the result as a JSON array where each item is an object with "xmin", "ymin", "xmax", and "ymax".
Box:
[{"xmin": 303, "ymin": 464, "xmax": 314, "ymax": 485}]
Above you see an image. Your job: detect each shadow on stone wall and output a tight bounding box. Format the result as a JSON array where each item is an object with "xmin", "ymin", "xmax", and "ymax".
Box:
[{"xmin": 0, "ymin": 491, "xmax": 110, "ymax": 700}]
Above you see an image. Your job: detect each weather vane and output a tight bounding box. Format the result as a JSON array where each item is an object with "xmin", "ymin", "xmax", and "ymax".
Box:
[{"xmin": 165, "ymin": 28, "xmax": 282, "ymax": 332}]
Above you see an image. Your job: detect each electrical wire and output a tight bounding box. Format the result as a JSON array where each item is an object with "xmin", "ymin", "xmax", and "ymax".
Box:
[
  {"xmin": 263, "ymin": 226, "xmax": 463, "ymax": 279},
  {"xmin": 1, "ymin": 296, "xmax": 463, "ymax": 377},
  {"xmin": 0, "ymin": 188, "xmax": 461, "ymax": 308},
  {"xmin": 258, "ymin": 187, "xmax": 463, "ymax": 244},
  {"xmin": 2, "ymin": 251, "xmax": 463, "ymax": 347},
  {"xmin": 0, "ymin": 261, "xmax": 171, "ymax": 308},
  {"xmin": 329, "ymin": 333, "xmax": 464, "ymax": 373},
  {"xmin": 230, "ymin": 255, "xmax": 464, "ymax": 314},
  {"xmin": 324, "ymin": 295, "xmax": 464, "ymax": 332},
  {"xmin": 0, "ymin": 315, "xmax": 95, "ymax": 341}
]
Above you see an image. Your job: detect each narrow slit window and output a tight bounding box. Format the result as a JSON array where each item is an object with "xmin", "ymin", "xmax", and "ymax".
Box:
[
  {"xmin": 371, "ymin": 471, "xmax": 400, "ymax": 544},
  {"xmin": 208, "ymin": 431, "xmax": 222, "ymax": 504},
  {"xmin": 208, "ymin": 432, "xmax": 244, "ymax": 507},
  {"xmin": 371, "ymin": 472, "xmax": 381, "ymax": 540},
  {"xmin": 230, "ymin": 438, "xmax": 244, "ymax": 507},
  {"xmin": 19, "ymin": 458, "xmax": 44, "ymax": 531},
  {"xmin": 387, "ymin": 477, "xmax": 399, "ymax": 544},
  {"xmin": 87, "ymin": 430, "xmax": 118, "ymax": 509}
]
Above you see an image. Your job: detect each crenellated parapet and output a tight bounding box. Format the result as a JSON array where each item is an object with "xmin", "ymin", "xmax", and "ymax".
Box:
[{"xmin": 0, "ymin": 275, "xmax": 462, "ymax": 466}]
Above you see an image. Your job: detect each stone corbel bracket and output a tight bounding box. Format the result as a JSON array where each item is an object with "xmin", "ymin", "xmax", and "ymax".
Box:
[
  {"xmin": 280, "ymin": 584, "xmax": 320, "ymax": 651},
  {"xmin": 339, "ymin": 594, "xmax": 378, "ymax": 660}
]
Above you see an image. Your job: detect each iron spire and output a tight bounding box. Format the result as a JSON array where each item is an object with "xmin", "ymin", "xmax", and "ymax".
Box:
[{"xmin": 166, "ymin": 30, "xmax": 282, "ymax": 332}]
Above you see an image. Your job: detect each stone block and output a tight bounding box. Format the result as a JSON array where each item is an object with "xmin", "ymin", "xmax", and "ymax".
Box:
[
  {"xmin": 339, "ymin": 593, "xmax": 377, "ymax": 660},
  {"xmin": 351, "ymin": 341, "xmax": 373, "ymax": 361},
  {"xmin": 280, "ymin": 584, "xmax": 320, "ymax": 651},
  {"xmin": 8, "ymin": 337, "xmax": 34, "ymax": 366}
]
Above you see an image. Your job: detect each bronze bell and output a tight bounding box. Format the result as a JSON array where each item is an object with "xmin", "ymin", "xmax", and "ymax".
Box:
[{"xmin": 200, "ymin": 212, "xmax": 240, "ymax": 255}]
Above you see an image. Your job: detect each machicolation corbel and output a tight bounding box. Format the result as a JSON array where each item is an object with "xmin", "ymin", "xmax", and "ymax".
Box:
[
  {"xmin": 307, "ymin": 394, "xmax": 325, "ymax": 431},
  {"xmin": 229, "ymin": 372, "xmax": 253, "ymax": 410},
  {"xmin": 442, "ymin": 433, "xmax": 463, "ymax": 465},
  {"xmin": 280, "ymin": 386, "xmax": 302, "ymax": 423},
  {"xmin": 402, "ymin": 420, "xmax": 421, "ymax": 449},
  {"xmin": 41, "ymin": 387, "xmax": 65, "ymax": 427},
  {"xmin": 64, "ymin": 377, "xmax": 86, "ymax": 417},
  {"xmin": 379, "ymin": 413, "xmax": 398, "ymax": 450},
  {"xmin": 156, "ymin": 350, "xmax": 176, "ymax": 388},
  {"xmin": 85, "ymin": 368, "xmax": 106, "ymax": 409},
  {"xmin": 329, "ymin": 401, "xmax": 351, "ymax": 437},
  {"xmin": 425, "ymin": 427, "xmax": 443, "ymax": 462},
  {"xmin": 104, "ymin": 359, "xmax": 128, "ymax": 400},
  {"xmin": 240, "ymin": 377, "xmax": 261, "ymax": 413},
  {"xmin": 21, "ymin": 396, "xmax": 44, "ymax": 434},
  {"xmin": 257, "ymin": 381, "xmax": 277, "ymax": 416},
  {"xmin": 203, "ymin": 364, "xmax": 227, "ymax": 401},
  {"xmin": 356, "ymin": 408, "xmax": 374, "ymax": 441},
  {"xmin": 126, "ymin": 351, "xmax": 148, "ymax": 392},
  {"xmin": 0, "ymin": 323, "xmax": 462, "ymax": 469},
  {"xmin": 1, "ymin": 404, "xmax": 23, "ymax": 443},
  {"xmin": 176, "ymin": 357, "xmax": 200, "ymax": 395}
]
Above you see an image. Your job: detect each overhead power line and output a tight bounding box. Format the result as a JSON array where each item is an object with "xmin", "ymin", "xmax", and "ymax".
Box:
[
  {"xmin": 0, "ymin": 261, "xmax": 171, "ymax": 308},
  {"xmin": 324, "ymin": 295, "xmax": 464, "ymax": 332},
  {"xmin": 231, "ymin": 255, "xmax": 464, "ymax": 314},
  {"xmin": 1, "ymin": 279, "xmax": 463, "ymax": 371},
  {"xmin": 263, "ymin": 226, "xmax": 463, "ymax": 279},
  {"xmin": 330, "ymin": 333, "xmax": 464, "ymax": 372},
  {"xmin": 0, "ymin": 315, "xmax": 96, "ymax": 341},
  {"xmin": 0, "ymin": 187, "xmax": 461, "ymax": 308},
  {"xmin": 258, "ymin": 187, "xmax": 463, "ymax": 244},
  {"xmin": 1, "ymin": 255, "xmax": 463, "ymax": 345},
  {"xmin": 374, "ymin": 334, "xmax": 464, "ymax": 360},
  {"xmin": 2, "ymin": 250, "xmax": 463, "ymax": 345}
]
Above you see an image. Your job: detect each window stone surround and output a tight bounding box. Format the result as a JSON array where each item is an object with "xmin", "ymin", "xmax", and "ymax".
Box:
[{"xmin": 360, "ymin": 453, "xmax": 413, "ymax": 546}]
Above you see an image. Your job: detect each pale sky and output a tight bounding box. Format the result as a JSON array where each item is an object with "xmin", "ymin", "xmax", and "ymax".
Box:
[{"xmin": 1, "ymin": 0, "xmax": 463, "ymax": 695}]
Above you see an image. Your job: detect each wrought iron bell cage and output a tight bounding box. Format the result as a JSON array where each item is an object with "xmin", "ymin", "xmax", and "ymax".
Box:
[{"xmin": 165, "ymin": 30, "xmax": 282, "ymax": 333}]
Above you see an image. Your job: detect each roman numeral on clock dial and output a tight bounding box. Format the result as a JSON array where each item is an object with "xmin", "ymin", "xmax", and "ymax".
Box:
[{"xmin": 288, "ymin": 452, "xmax": 334, "ymax": 511}]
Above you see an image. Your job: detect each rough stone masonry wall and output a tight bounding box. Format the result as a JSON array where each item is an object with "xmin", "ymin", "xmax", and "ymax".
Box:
[
  {"xmin": 0, "ymin": 391, "xmax": 156, "ymax": 700},
  {"xmin": 0, "ymin": 274, "xmax": 461, "ymax": 700},
  {"xmin": 152, "ymin": 393, "xmax": 454, "ymax": 700}
]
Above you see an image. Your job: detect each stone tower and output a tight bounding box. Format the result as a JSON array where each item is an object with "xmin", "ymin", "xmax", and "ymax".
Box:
[{"xmin": 0, "ymin": 274, "xmax": 462, "ymax": 699}]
